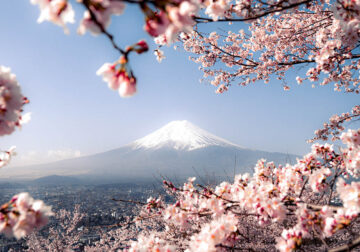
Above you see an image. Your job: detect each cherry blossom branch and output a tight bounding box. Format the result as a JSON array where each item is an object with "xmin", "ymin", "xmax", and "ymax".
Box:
[
  {"xmin": 194, "ymin": 0, "xmax": 313, "ymax": 23},
  {"xmin": 327, "ymin": 167, "xmax": 341, "ymax": 205},
  {"xmin": 310, "ymin": 105, "xmax": 360, "ymax": 142},
  {"xmin": 298, "ymin": 177, "xmax": 309, "ymax": 198},
  {"xmin": 312, "ymin": 223, "xmax": 330, "ymax": 250},
  {"xmin": 196, "ymin": 184, "xmax": 238, "ymax": 203},
  {"xmin": 279, "ymin": 54, "xmax": 360, "ymax": 66},
  {"xmin": 192, "ymin": 30, "xmax": 258, "ymax": 66},
  {"xmin": 112, "ymin": 198, "xmax": 147, "ymax": 205},
  {"xmin": 289, "ymin": 16, "xmax": 332, "ymax": 36}
]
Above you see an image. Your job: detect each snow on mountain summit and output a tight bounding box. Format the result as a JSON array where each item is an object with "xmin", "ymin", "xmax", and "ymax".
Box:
[{"xmin": 131, "ymin": 120, "xmax": 242, "ymax": 151}]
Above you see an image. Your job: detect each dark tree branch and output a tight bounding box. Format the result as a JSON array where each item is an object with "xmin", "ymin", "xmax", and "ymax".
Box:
[
  {"xmin": 329, "ymin": 236, "xmax": 360, "ymax": 252},
  {"xmin": 194, "ymin": 0, "xmax": 313, "ymax": 23},
  {"xmin": 112, "ymin": 198, "xmax": 146, "ymax": 205}
]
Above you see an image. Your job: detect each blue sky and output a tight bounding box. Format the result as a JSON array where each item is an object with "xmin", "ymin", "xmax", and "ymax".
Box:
[{"xmin": 0, "ymin": 1, "xmax": 359, "ymax": 167}]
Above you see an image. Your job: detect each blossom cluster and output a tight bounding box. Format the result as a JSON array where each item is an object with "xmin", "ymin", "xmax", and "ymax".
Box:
[
  {"xmin": 145, "ymin": 2, "xmax": 199, "ymax": 45},
  {"xmin": 96, "ymin": 40, "xmax": 149, "ymax": 97},
  {"xmin": 30, "ymin": 0, "xmax": 124, "ymax": 35},
  {"xmin": 0, "ymin": 193, "xmax": 53, "ymax": 239},
  {"xmin": 0, "ymin": 66, "xmax": 29, "ymax": 136},
  {"xmin": 332, "ymin": 0, "xmax": 360, "ymax": 48},
  {"xmin": 186, "ymin": 213, "xmax": 237, "ymax": 252},
  {"xmin": 96, "ymin": 61, "xmax": 137, "ymax": 98},
  {"xmin": 128, "ymin": 233, "xmax": 175, "ymax": 252}
]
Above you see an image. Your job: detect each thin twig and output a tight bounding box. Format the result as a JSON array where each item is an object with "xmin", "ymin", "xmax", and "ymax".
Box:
[
  {"xmin": 329, "ymin": 236, "xmax": 360, "ymax": 252},
  {"xmin": 81, "ymin": 1, "xmax": 127, "ymax": 55}
]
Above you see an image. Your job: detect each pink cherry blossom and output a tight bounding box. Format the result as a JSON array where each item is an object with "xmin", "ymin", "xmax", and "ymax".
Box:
[
  {"xmin": 96, "ymin": 62, "xmax": 120, "ymax": 90},
  {"xmin": 309, "ymin": 167, "xmax": 332, "ymax": 192},
  {"xmin": 128, "ymin": 233, "xmax": 175, "ymax": 252},
  {"xmin": 97, "ymin": 61, "xmax": 137, "ymax": 97},
  {"xmin": 337, "ymin": 178, "xmax": 360, "ymax": 214},
  {"xmin": 341, "ymin": 129, "xmax": 360, "ymax": 148},
  {"xmin": 145, "ymin": 12, "xmax": 171, "ymax": 37},
  {"xmin": 186, "ymin": 213, "xmax": 237, "ymax": 252},
  {"xmin": 0, "ymin": 193, "xmax": 53, "ymax": 239},
  {"xmin": 0, "ymin": 66, "xmax": 27, "ymax": 136},
  {"xmin": 118, "ymin": 75, "xmax": 136, "ymax": 97},
  {"xmin": 205, "ymin": 0, "xmax": 231, "ymax": 21},
  {"xmin": 30, "ymin": 0, "xmax": 75, "ymax": 34}
]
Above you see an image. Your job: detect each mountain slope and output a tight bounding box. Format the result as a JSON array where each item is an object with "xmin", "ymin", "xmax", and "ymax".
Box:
[{"xmin": 6, "ymin": 120, "xmax": 300, "ymax": 182}]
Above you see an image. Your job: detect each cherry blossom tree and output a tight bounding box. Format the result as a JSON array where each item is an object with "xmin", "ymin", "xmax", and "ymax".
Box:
[
  {"xmin": 28, "ymin": 0, "xmax": 360, "ymax": 96},
  {"xmin": 1, "ymin": 0, "xmax": 360, "ymax": 251}
]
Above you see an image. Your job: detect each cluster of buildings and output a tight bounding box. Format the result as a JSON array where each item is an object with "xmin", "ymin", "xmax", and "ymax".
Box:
[{"xmin": 0, "ymin": 181, "xmax": 163, "ymax": 251}]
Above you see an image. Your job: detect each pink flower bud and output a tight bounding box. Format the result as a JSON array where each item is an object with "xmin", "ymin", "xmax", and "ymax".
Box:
[{"xmin": 135, "ymin": 40, "xmax": 149, "ymax": 54}]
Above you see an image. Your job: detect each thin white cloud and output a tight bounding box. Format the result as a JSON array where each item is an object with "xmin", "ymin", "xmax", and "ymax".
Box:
[
  {"xmin": 10, "ymin": 149, "xmax": 82, "ymax": 167},
  {"xmin": 47, "ymin": 149, "xmax": 81, "ymax": 160}
]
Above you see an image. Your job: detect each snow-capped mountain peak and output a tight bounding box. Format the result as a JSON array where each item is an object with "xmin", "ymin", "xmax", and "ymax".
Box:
[{"xmin": 131, "ymin": 120, "xmax": 241, "ymax": 151}]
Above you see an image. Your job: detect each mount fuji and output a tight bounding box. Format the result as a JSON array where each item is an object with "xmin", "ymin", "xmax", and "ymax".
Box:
[
  {"xmin": 131, "ymin": 120, "xmax": 242, "ymax": 151},
  {"xmin": 7, "ymin": 120, "xmax": 299, "ymax": 182}
]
